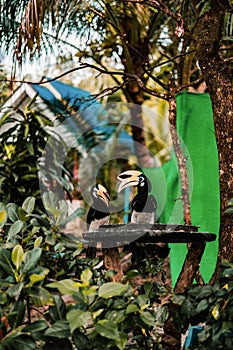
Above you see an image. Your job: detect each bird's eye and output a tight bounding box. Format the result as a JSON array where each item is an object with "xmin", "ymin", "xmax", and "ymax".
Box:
[{"xmin": 138, "ymin": 175, "xmax": 146, "ymax": 186}]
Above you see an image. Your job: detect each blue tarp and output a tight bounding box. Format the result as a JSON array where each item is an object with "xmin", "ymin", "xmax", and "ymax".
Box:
[{"xmin": 32, "ymin": 79, "xmax": 134, "ymax": 152}]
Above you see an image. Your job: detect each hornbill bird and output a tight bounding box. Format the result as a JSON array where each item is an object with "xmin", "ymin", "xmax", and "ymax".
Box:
[
  {"xmin": 86, "ymin": 184, "xmax": 110, "ymax": 258},
  {"xmin": 117, "ymin": 170, "xmax": 169, "ymax": 259},
  {"xmin": 117, "ymin": 170, "xmax": 156, "ymax": 224}
]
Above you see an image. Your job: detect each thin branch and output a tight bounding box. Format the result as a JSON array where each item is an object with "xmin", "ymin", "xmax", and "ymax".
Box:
[
  {"xmin": 147, "ymin": 49, "xmax": 196, "ymax": 71},
  {"xmin": 143, "ymin": 64, "xmax": 170, "ymax": 91}
]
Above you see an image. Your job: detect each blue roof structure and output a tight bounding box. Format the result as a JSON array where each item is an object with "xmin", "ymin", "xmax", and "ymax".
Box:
[{"xmin": 31, "ymin": 79, "xmax": 134, "ymax": 153}]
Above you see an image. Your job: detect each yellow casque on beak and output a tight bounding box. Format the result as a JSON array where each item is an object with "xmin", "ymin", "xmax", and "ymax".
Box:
[
  {"xmin": 97, "ymin": 184, "xmax": 110, "ymax": 204},
  {"xmin": 117, "ymin": 170, "xmax": 142, "ymax": 192}
]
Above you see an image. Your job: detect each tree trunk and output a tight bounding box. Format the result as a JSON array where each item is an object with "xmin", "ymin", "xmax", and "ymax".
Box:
[{"xmin": 194, "ymin": 1, "xmax": 233, "ymax": 267}]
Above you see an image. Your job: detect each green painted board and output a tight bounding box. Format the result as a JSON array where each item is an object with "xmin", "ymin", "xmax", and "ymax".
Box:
[{"xmin": 144, "ymin": 91, "xmax": 220, "ymax": 286}]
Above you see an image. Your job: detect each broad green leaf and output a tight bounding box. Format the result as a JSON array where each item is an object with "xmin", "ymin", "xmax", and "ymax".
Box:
[
  {"xmin": 45, "ymin": 320, "xmax": 70, "ymax": 338},
  {"xmin": 12, "ymin": 244, "xmax": 24, "ymax": 270},
  {"xmin": 140, "ymin": 311, "xmax": 155, "ymax": 326},
  {"xmin": 8, "ymin": 282, "xmax": 24, "ymax": 297},
  {"xmin": 8, "ymin": 299, "xmax": 25, "ymax": 328},
  {"xmin": 106, "ymin": 309, "xmax": 126, "ymax": 324},
  {"xmin": 8, "ymin": 220, "xmax": 24, "ymax": 238},
  {"xmin": 0, "ymin": 334, "xmax": 36, "ymax": 350},
  {"xmin": 6, "ymin": 203, "xmax": 19, "ymax": 221},
  {"xmin": 66, "ymin": 309, "xmax": 92, "ymax": 333},
  {"xmin": 0, "ymin": 249, "xmax": 15, "ymax": 275},
  {"xmin": 47, "ymin": 279, "xmax": 80, "ymax": 294},
  {"xmin": 81, "ymin": 269, "xmax": 92, "ymax": 285},
  {"xmin": 23, "ymin": 320, "xmax": 48, "ymax": 340},
  {"xmin": 126, "ymin": 304, "xmax": 139, "ymax": 314},
  {"xmin": 22, "ymin": 197, "xmax": 36, "ymax": 214},
  {"xmin": 72, "ymin": 330, "xmax": 89, "ymax": 350},
  {"xmin": 137, "ymin": 294, "xmax": 149, "ymax": 309},
  {"xmin": 82, "ymin": 285, "xmax": 98, "ymax": 296},
  {"xmin": 116, "ymin": 332, "xmax": 128, "ymax": 350},
  {"xmin": 98, "ymin": 282, "xmax": 128, "ymax": 299},
  {"xmin": 196, "ymin": 299, "xmax": 209, "ymax": 314},
  {"xmin": 96, "ymin": 319, "xmax": 119, "ymax": 340},
  {"xmin": 22, "ymin": 247, "xmax": 42, "ymax": 273},
  {"xmin": 43, "ymin": 191, "xmax": 59, "ymax": 211},
  {"xmin": 0, "ymin": 202, "xmax": 7, "ymax": 227},
  {"xmin": 27, "ymin": 287, "xmax": 54, "ymax": 306}
]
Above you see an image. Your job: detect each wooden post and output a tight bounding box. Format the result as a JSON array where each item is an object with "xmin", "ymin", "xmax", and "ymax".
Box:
[{"xmin": 103, "ymin": 247, "xmax": 123, "ymax": 282}]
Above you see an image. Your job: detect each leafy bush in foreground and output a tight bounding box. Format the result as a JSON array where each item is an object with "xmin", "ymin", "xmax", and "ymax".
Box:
[{"xmin": 0, "ymin": 195, "xmax": 169, "ymax": 350}]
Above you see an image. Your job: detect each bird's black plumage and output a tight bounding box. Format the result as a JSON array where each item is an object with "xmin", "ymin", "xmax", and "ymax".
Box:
[{"xmin": 86, "ymin": 184, "xmax": 110, "ymax": 258}]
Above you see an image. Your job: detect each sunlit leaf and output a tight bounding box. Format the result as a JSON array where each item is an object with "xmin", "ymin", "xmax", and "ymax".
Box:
[
  {"xmin": 34, "ymin": 236, "xmax": 43, "ymax": 247},
  {"xmin": 80, "ymin": 269, "xmax": 92, "ymax": 285},
  {"xmin": 212, "ymin": 305, "xmax": 220, "ymax": 320},
  {"xmin": 22, "ymin": 197, "xmax": 36, "ymax": 214},
  {"xmin": 12, "ymin": 244, "xmax": 24, "ymax": 270},
  {"xmin": 98, "ymin": 282, "xmax": 128, "ymax": 299},
  {"xmin": 47, "ymin": 279, "xmax": 80, "ymax": 294},
  {"xmin": 66, "ymin": 309, "xmax": 92, "ymax": 333},
  {"xmin": 0, "ymin": 202, "xmax": 7, "ymax": 227},
  {"xmin": 29, "ymin": 268, "xmax": 49, "ymax": 285}
]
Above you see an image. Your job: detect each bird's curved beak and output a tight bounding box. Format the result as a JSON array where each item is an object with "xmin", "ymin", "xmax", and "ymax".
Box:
[
  {"xmin": 97, "ymin": 184, "xmax": 110, "ymax": 204},
  {"xmin": 117, "ymin": 170, "xmax": 141, "ymax": 192}
]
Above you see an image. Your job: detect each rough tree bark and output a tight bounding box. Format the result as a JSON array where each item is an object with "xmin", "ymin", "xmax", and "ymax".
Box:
[{"xmin": 194, "ymin": 0, "xmax": 233, "ymax": 269}]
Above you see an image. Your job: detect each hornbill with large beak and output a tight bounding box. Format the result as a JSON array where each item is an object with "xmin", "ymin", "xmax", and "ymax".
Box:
[
  {"xmin": 86, "ymin": 184, "xmax": 110, "ymax": 258},
  {"xmin": 117, "ymin": 170, "xmax": 169, "ymax": 259},
  {"xmin": 117, "ymin": 170, "xmax": 156, "ymax": 224}
]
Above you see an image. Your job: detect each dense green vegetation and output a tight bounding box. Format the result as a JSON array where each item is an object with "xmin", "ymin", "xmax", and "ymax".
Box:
[{"xmin": 0, "ymin": 105, "xmax": 232, "ymax": 350}]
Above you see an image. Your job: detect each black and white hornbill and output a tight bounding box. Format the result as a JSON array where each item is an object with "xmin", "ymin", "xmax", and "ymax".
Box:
[
  {"xmin": 86, "ymin": 184, "xmax": 110, "ymax": 258},
  {"xmin": 117, "ymin": 170, "xmax": 169, "ymax": 259},
  {"xmin": 117, "ymin": 170, "xmax": 157, "ymax": 224}
]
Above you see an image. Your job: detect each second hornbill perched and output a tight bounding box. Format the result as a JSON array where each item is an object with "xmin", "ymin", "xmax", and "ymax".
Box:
[
  {"xmin": 117, "ymin": 170, "xmax": 169, "ymax": 259},
  {"xmin": 86, "ymin": 183, "xmax": 110, "ymax": 258},
  {"xmin": 117, "ymin": 170, "xmax": 157, "ymax": 224}
]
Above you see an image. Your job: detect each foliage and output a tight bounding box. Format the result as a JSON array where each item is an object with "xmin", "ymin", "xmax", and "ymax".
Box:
[
  {"xmin": 0, "ymin": 194, "xmax": 170, "ymax": 350},
  {"xmin": 0, "ymin": 101, "xmax": 72, "ymax": 207},
  {"xmin": 175, "ymin": 260, "xmax": 233, "ymax": 349},
  {"xmin": 0, "ymin": 66, "xmax": 11, "ymax": 105}
]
